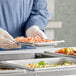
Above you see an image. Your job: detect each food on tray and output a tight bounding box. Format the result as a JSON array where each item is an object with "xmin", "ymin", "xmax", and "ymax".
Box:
[
  {"xmin": 20, "ymin": 61, "xmax": 76, "ymax": 68},
  {"xmin": 15, "ymin": 36, "xmax": 53, "ymax": 43},
  {"xmin": 55, "ymin": 48, "xmax": 76, "ymax": 56},
  {"xmin": 20, "ymin": 61, "xmax": 49, "ymax": 68},
  {"xmin": 50, "ymin": 62, "xmax": 75, "ymax": 67}
]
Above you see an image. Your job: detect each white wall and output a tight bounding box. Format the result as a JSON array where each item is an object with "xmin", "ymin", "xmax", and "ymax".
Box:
[
  {"xmin": 47, "ymin": 0, "xmax": 55, "ymax": 20},
  {"xmin": 55, "ymin": 0, "xmax": 76, "ymax": 47},
  {"xmin": 46, "ymin": 0, "xmax": 62, "ymax": 40}
]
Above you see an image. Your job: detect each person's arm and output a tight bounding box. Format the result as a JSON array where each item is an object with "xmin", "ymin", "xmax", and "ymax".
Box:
[{"xmin": 26, "ymin": 0, "xmax": 49, "ymax": 39}]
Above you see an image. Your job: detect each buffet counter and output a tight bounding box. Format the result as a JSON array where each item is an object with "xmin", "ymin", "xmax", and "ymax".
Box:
[{"xmin": 0, "ymin": 47, "xmax": 76, "ymax": 76}]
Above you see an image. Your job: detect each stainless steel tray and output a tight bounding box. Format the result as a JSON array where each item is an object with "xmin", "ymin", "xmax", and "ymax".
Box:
[
  {"xmin": 0, "ymin": 62, "xmax": 34, "ymax": 71},
  {"xmin": 0, "ymin": 69, "xmax": 24, "ymax": 74},
  {"xmin": 0, "ymin": 63, "xmax": 25, "ymax": 74},
  {"xmin": 44, "ymin": 51, "xmax": 76, "ymax": 58},
  {"xmin": 1, "ymin": 58, "xmax": 76, "ymax": 71},
  {"xmin": 18, "ymin": 40, "xmax": 65, "ymax": 47}
]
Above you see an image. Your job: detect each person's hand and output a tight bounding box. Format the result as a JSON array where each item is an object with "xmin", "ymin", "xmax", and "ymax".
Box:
[
  {"xmin": 26, "ymin": 26, "xmax": 47, "ymax": 39},
  {"xmin": 0, "ymin": 28, "xmax": 21, "ymax": 49}
]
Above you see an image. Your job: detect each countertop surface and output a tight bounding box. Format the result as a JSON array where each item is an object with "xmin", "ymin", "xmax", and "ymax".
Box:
[
  {"xmin": 0, "ymin": 47, "xmax": 76, "ymax": 54},
  {"xmin": 0, "ymin": 47, "xmax": 76, "ymax": 61}
]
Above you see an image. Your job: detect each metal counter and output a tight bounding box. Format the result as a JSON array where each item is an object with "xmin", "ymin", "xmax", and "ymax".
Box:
[{"xmin": 0, "ymin": 47, "xmax": 76, "ymax": 76}]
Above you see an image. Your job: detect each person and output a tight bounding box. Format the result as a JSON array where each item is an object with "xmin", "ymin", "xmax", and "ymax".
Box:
[{"xmin": 0, "ymin": 0, "xmax": 49, "ymax": 50}]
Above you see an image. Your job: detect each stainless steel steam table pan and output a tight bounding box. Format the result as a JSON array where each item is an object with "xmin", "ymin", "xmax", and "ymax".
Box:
[{"xmin": 1, "ymin": 57, "xmax": 76, "ymax": 71}]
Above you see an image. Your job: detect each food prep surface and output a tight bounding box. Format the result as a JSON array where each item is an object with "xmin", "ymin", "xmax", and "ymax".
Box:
[{"xmin": 0, "ymin": 48, "xmax": 76, "ymax": 76}]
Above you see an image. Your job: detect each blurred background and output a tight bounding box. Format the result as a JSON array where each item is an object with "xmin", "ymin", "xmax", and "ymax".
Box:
[{"xmin": 46, "ymin": 0, "xmax": 76, "ymax": 47}]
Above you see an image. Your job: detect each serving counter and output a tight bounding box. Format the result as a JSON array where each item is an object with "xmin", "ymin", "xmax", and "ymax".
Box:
[{"xmin": 0, "ymin": 47, "xmax": 76, "ymax": 76}]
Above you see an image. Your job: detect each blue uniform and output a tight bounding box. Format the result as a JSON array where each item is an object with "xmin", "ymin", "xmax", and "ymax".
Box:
[
  {"xmin": 0, "ymin": 0, "xmax": 49, "ymax": 50},
  {"xmin": 0, "ymin": 0, "xmax": 49, "ymax": 38}
]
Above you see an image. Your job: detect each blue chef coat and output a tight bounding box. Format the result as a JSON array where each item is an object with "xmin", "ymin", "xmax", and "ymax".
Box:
[{"xmin": 0, "ymin": 0, "xmax": 49, "ymax": 50}]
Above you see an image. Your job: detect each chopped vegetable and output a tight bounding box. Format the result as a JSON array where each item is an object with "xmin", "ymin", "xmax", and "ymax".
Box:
[
  {"xmin": 55, "ymin": 48, "xmax": 76, "ymax": 56},
  {"xmin": 38, "ymin": 61, "xmax": 48, "ymax": 65}
]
